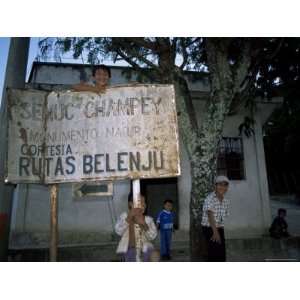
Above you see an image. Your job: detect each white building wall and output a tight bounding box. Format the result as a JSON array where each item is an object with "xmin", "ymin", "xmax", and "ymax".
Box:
[{"xmin": 176, "ymin": 100, "xmax": 269, "ymax": 238}]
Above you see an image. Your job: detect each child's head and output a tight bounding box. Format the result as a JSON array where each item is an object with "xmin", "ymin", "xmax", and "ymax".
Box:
[
  {"xmin": 215, "ymin": 175, "xmax": 229, "ymax": 197},
  {"xmin": 163, "ymin": 199, "xmax": 173, "ymax": 211},
  {"xmin": 128, "ymin": 193, "xmax": 146, "ymax": 214},
  {"xmin": 92, "ymin": 64, "xmax": 111, "ymax": 86},
  {"xmin": 278, "ymin": 208, "xmax": 287, "ymax": 218}
]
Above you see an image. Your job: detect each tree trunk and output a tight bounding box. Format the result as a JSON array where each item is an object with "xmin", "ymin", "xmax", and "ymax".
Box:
[
  {"xmin": 189, "ymin": 96, "xmax": 232, "ymax": 261},
  {"xmin": 188, "ymin": 38, "xmax": 251, "ymax": 260},
  {"xmin": 173, "ymin": 67, "xmax": 233, "ymax": 261},
  {"xmin": 134, "ymin": 38, "xmax": 249, "ymax": 261}
]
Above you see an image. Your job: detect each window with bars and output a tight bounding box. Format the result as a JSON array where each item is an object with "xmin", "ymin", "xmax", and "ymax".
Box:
[{"xmin": 217, "ymin": 137, "xmax": 245, "ymax": 180}]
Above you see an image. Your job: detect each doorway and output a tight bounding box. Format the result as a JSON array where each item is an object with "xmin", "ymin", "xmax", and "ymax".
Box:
[{"xmin": 140, "ymin": 178, "xmax": 179, "ymax": 229}]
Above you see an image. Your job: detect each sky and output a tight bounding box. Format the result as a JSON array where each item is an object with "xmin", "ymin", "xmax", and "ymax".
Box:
[
  {"xmin": 0, "ymin": 37, "xmax": 40, "ymax": 101},
  {"xmin": 0, "ymin": 38, "xmax": 10, "ymax": 98}
]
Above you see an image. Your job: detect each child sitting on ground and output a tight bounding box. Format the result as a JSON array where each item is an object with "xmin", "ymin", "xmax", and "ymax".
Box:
[{"xmin": 269, "ymin": 208, "xmax": 290, "ymax": 239}]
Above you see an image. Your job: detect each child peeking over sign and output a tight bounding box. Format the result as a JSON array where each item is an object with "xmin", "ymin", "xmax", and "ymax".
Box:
[{"xmin": 72, "ymin": 64, "xmax": 111, "ymax": 94}]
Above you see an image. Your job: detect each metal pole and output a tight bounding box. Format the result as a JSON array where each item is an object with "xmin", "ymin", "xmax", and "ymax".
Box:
[
  {"xmin": 132, "ymin": 179, "xmax": 142, "ymax": 262},
  {"xmin": 0, "ymin": 37, "xmax": 30, "ymax": 261},
  {"xmin": 50, "ymin": 184, "xmax": 58, "ymax": 262}
]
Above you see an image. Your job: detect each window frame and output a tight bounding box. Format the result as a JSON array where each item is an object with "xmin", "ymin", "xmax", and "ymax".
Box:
[{"xmin": 217, "ymin": 136, "xmax": 246, "ymax": 181}]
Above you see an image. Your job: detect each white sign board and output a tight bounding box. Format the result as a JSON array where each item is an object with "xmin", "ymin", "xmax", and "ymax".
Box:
[{"xmin": 6, "ymin": 85, "xmax": 180, "ymax": 184}]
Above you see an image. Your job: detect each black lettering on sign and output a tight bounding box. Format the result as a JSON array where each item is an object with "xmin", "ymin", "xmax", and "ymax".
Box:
[
  {"xmin": 54, "ymin": 157, "xmax": 64, "ymax": 176},
  {"xmin": 106, "ymin": 99, "xmax": 117, "ymax": 117},
  {"xmin": 95, "ymin": 99, "xmax": 106, "ymax": 117},
  {"xmin": 21, "ymin": 144, "xmax": 29, "ymax": 155},
  {"xmin": 46, "ymin": 104, "xmax": 55, "ymax": 121},
  {"xmin": 50, "ymin": 146, "xmax": 55, "ymax": 156},
  {"xmin": 83, "ymin": 155, "xmax": 93, "ymax": 174},
  {"xmin": 32, "ymin": 157, "xmax": 43, "ymax": 176},
  {"xmin": 118, "ymin": 152, "xmax": 128, "ymax": 171},
  {"xmin": 106, "ymin": 154, "xmax": 115, "ymax": 172},
  {"xmin": 129, "ymin": 152, "xmax": 140, "ymax": 171},
  {"xmin": 84, "ymin": 101, "xmax": 95, "ymax": 118},
  {"xmin": 66, "ymin": 144, "xmax": 72, "ymax": 155},
  {"xmin": 45, "ymin": 157, "xmax": 53, "ymax": 176},
  {"xmin": 94, "ymin": 154, "xmax": 104, "ymax": 173},
  {"xmin": 20, "ymin": 102, "xmax": 43, "ymax": 120},
  {"xmin": 28, "ymin": 145, "xmax": 37, "ymax": 156},
  {"xmin": 47, "ymin": 104, "xmax": 63, "ymax": 121},
  {"xmin": 130, "ymin": 98, "xmax": 139, "ymax": 115},
  {"xmin": 141, "ymin": 97, "xmax": 151, "ymax": 115},
  {"xmin": 19, "ymin": 157, "xmax": 30, "ymax": 176},
  {"xmin": 142, "ymin": 151, "xmax": 152, "ymax": 171},
  {"xmin": 154, "ymin": 151, "xmax": 164, "ymax": 170},
  {"xmin": 153, "ymin": 98, "xmax": 162, "ymax": 114},
  {"xmin": 37, "ymin": 145, "xmax": 44, "ymax": 156},
  {"xmin": 55, "ymin": 145, "xmax": 61, "ymax": 155},
  {"xmin": 117, "ymin": 98, "xmax": 131, "ymax": 116},
  {"xmin": 65, "ymin": 103, "xmax": 74, "ymax": 120},
  {"xmin": 32, "ymin": 103, "xmax": 43, "ymax": 121},
  {"xmin": 66, "ymin": 156, "xmax": 76, "ymax": 175}
]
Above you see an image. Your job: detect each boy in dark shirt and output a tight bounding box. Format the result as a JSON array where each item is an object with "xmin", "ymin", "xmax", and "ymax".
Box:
[
  {"xmin": 269, "ymin": 208, "xmax": 290, "ymax": 239},
  {"xmin": 156, "ymin": 199, "xmax": 175, "ymax": 260}
]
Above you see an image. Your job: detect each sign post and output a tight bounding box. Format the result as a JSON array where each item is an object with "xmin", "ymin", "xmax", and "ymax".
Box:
[
  {"xmin": 50, "ymin": 184, "xmax": 58, "ymax": 261},
  {"xmin": 132, "ymin": 179, "xmax": 142, "ymax": 262}
]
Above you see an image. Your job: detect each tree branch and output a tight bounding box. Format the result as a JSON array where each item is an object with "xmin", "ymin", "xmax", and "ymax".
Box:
[
  {"xmin": 229, "ymin": 38, "xmax": 284, "ymax": 114},
  {"xmin": 115, "ymin": 48, "xmax": 156, "ymax": 82},
  {"xmin": 171, "ymin": 37, "xmax": 178, "ymax": 55},
  {"xmin": 174, "ymin": 67, "xmax": 199, "ymax": 131},
  {"xmin": 232, "ymin": 39, "xmax": 252, "ymax": 93},
  {"xmin": 186, "ymin": 37, "xmax": 201, "ymax": 48},
  {"xmin": 112, "ymin": 38, "xmax": 161, "ymax": 74},
  {"xmin": 127, "ymin": 37, "xmax": 158, "ymax": 51},
  {"xmin": 236, "ymin": 38, "xmax": 285, "ymax": 100},
  {"xmin": 180, "ymin": 38, "xmax": 189, "ymax": 70},
  {"xmin": 266, "ymin": 37, "xmax": 285, "ymax": 60},
  {"xmin": 127, "ymin": 48, "xmax": 160, "ymax": 71}
]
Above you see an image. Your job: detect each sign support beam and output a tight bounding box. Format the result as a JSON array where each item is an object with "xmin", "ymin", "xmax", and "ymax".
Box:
[
  {"xmin": 50, "ymin": 184, "xmax": 58, "ymax": 262},
  {"xmin": 132, "ymin": 179, "xmax": 142, "ymax": 262}
]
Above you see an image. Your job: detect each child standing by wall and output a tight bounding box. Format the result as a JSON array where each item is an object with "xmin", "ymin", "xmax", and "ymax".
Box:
[{"xmin": 157, "ymin": 199, "xmax": 175, "ymax": 261}]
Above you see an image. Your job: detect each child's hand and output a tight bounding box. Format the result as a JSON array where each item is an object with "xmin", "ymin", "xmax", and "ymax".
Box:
[
  {"xmin": 95, "ymin": 86, "xmax": 107, "ymax": 94},
  {"xmin": 127, "ymin": 208, "xmax": 141, "ymax": 223},
  {"xmin": 132, "ymin": 208, "xmax": 143, "ymax": 217},
  {"xmin": 211, "ymin": 231, "xmax": 221, "ymax": 243},
  {"xmin": 128, "ymin": 208, "xmax": 142, "ymax": 218},
  {"xmin": 134, "ymin": 214, "xmax": 146, "ymax": 225}
]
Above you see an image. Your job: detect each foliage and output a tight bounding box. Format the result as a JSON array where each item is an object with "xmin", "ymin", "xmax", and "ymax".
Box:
[{"xmin": 38, "ymin": 37, "xmax": 300, "ymax": 110}]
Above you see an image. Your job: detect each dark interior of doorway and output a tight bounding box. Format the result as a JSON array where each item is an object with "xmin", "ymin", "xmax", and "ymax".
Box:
[{"xmin": 140, "ymin": 178, "xmax": 179, "ymax": 229}]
